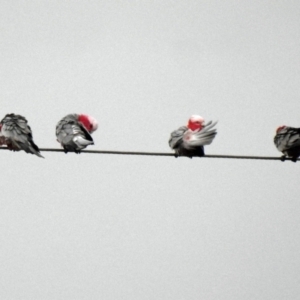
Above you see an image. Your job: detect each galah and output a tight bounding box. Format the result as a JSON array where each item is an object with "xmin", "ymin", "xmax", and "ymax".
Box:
[
  {"xmin": 0, "ymin": 113, "xmax": 44, "ymax": 158},
  {"xmin": 56, "ymin": 114, "xmax": 98, "ymax": 153},
  {"xmin": 169, "ymin": 115, "xmax": 217, "ymax": 158},
  {"xmin": 274, "ymin": 126, "xmax": 300, "ymax": 162}
]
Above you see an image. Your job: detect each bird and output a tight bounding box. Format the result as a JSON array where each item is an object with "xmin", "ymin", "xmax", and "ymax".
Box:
[
  {"xmin": 56, "ymin": 114, "xmax": 98, "ymax": 153},
  {"xmin": 169, "ymin": 115, "xmax": 217, "ymax": 158},
  {"xmin": 0, "ymin": 113, "xmax": 44, "ymax": 158},
  {"xmin": 274, "ymin": 125, "xmax": 300, "ymax": 162}
]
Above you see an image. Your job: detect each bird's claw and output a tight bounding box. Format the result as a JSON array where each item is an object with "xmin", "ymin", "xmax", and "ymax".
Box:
[{"xmin": 280, "ymin": 155, "xmax": 286, "ymax": 162}]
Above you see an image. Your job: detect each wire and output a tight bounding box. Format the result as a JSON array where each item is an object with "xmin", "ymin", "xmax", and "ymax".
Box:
[{"xmin": 0, "ymin": 147, "xmax": 297, "ymax": 161}]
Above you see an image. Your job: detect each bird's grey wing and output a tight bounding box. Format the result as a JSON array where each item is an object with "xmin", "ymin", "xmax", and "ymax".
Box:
[
  {"xmin": 275, "ymin": 127, "xmax": 300, "ymax": 152},
  {"xmin": 183, "ymin": 120, "xmax": 218, "ymax": 149},
  {"xmin": 56, "ymin": 114, "xmax": 78, "ymax": 140},
  {"xmin": 73, "ymin": 123, "xmax": 94, "ymax": 148},
  {"xmin": 169, "ymin": 126, "xmax": 188, "ymax": 149},
  {"xmin": 1, "ymin": 114, "xmax": 30, "ymax": 141},
  {"xmin": 78, "ymin": 123, "xmax": 93, "ymax": 142},
  {"xmin": 56, "ymin": 116, "xmax": 93, "ymax": 149},
  {"xmin": 0, "ymin": 114, "xmax": 44, "ymax": 158}
]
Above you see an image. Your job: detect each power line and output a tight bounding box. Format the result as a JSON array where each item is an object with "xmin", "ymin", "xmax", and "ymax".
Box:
[{"xmin": 0, "ymin": 147, "xmax": 297, "ymax": 161}]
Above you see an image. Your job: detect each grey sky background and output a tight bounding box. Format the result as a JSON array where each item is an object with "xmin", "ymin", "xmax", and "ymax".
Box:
[{"xmin": 1, "ymin": 1, "xmax": 300, "ymax": 299}]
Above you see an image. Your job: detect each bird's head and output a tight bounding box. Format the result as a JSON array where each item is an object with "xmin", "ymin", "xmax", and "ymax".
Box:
[
  {"xmin": 78, "ymin": 114, "xmax": 98, "ymax": 133},
  {"xmin": 187, "ymin": 115, "xmax": 205, "ymax": 131},
  {"xmin": 276, "ymin": 125, "xmax": 286, "ymax": 134}
]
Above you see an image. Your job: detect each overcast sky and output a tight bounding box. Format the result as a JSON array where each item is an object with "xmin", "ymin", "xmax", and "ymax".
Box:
[{"xmin": 1, "ymin": 1, "xmax": 300, "ymax": 299}]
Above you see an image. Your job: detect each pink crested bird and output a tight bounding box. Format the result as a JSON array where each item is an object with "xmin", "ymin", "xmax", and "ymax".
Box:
[
  {"xmin": 169, "ymin": 115, "xmax": 217, "ymax": 158},
  {"xmin": 56, "ymin": 114, "xmax": 98, "ymax": 153},
  {"xmin": 274, "ymin": 125, "xmax": 300, "ymax": 162},
  {"xmin": 0, "ymin": 113, "xmax": 44, "ymax": 158}
]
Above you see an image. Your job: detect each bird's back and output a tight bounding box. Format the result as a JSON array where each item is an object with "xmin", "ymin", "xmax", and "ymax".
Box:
[
  {"xmin": 0, "ymin": 114, "xmax": 43, "ymax": 157},
  {"xmin": 274, "ymin": 127, "xmax": 300, "ymax": 152},
  {"xmin": 56, "ymin": 114, "xmax": 93, "ymax": 151}
]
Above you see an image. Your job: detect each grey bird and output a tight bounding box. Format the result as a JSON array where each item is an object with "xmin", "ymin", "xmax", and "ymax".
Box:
[
  {"xmin": 0, "ymin": 113, "xmax": 44, "ymax": 158},
  {"xmin": 169, "ymin": 115, "xmax": 217, "ymax": 158},
  {"xmin": 274, "ymin": 125, "xmax": 300, "ymax": 162},
  {"xmin": 56, "ymin": 114, "xmax": 98, "ymax": 153}
]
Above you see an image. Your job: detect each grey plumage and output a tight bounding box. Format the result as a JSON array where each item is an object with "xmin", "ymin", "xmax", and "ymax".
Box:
[
  {"xmin": 0, "ymin": 114, "xmax": 44, "ymax": 158},
  {"xmin": 274, "ymin": 126, "xmax": 300, "ymax": 162},
  {"xmin": 169, "ymin": 120, "xmax": 217, "ymax": 157},
  {"xmin": 56, "ymin": 114, "xmax": 94, "ymax": 153}
]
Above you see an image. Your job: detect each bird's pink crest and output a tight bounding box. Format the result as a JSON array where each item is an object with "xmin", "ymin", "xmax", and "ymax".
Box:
[
  {"xmin": 276, "ymin": 125, "xmax": 286, "ymax": 134},
  {"xmin": 187, "ymin": 115, "xmax": 205, "ymax": 131},
  {"xmin": 78, "ymin": 114, "xmax": 98, "ymax": 133}
]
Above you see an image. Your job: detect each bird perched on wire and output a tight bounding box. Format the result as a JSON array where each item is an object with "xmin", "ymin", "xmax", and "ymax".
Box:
[
  {"xmin": 56, "ymin": 114, "xmax": 98, "ymax": 153},
  {"xmin": 274, "ymin": 125, "xmax": 300, "ymax": 162},
  {"xmin": 169, "ymin": 115, "xmax": 217, "ymax": 158},
  {"xmin": 0, "ymin": 113, "xmax": 44, "ymax": 158}
]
